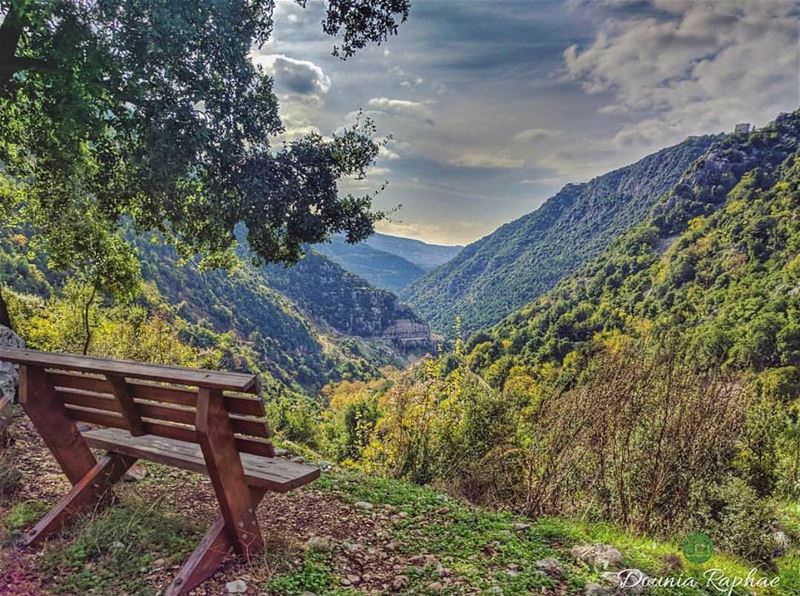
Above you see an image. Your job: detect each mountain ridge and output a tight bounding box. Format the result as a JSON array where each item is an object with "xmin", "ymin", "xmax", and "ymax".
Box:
[{"xmin": 402, "ymin": 134, "xmax": 721, "ymax": 334}]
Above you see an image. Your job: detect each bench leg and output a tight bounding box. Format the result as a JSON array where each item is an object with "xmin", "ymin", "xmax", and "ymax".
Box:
[
  {"xmin": 22, "ymin": 452, "xmax": 136, "ymax": 547},
  {"xmin": 166, "ymin": 486, "xmax": 268, "ymax": 596}
]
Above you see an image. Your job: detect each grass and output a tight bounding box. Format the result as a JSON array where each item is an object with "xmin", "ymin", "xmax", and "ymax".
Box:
[
  {"xmin": 2, "ymin": 462, "xmax": 795, "ymax": 594},
  {"xmin": 40, "ymin": 496, "xmax": 198, "ymax": 595},
  {"xmin": 1, "ymin": 500, "xmax": 49, "ymax": 539}
]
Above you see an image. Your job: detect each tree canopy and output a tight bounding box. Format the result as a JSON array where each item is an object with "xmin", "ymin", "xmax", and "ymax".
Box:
[{"xmin": 0, "ymin": 0, "xmax": 410, "ymax": 327}]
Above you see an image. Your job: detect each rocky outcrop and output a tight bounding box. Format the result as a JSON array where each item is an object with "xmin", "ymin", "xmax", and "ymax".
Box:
[{"xmin": 0, "ymin": 325, "xmax": 24, "ymax": 403}]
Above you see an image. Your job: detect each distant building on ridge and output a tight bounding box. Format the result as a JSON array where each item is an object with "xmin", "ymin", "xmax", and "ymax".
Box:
[{"xmin": 734, "ymin": 123, "xmax": 752, "ymax": 134}]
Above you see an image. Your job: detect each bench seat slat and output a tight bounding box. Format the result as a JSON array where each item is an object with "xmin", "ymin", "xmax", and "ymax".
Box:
[
  {"xmin": 1, "ymin": 348, "xmax": 257, "ymax": 392},
  {"xmin": 82, "ymin": 428, "xmax": 318, "ymax": 492}
]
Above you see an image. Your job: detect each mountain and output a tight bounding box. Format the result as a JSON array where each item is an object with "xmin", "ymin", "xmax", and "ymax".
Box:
[
  {"xmin": 402, "ymin": 134, "xmax": 720, "ymax": 334},
  {"xmin": 467, "ymin": 111, "xmax": 800, "ymax": 380},
  {"xmin": 313, "ymin": 236, "xmax": 425, "ymax": 293},
  {"xmin": 365, "ymin": 233, "xmax": 463, "ymax": 270},
  {"xmin": 1, "ymin": 233, "xmax": 434, "ymax": 395}
]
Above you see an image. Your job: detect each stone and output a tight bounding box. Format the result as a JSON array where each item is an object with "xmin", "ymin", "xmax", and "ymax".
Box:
[
  {"xmin": 534, "ymin": 558, "xmax": 564, "ymax": 578},
  {"xmin": 512, "ymin": 522, "xmax": 531, "ymax": 531},
  {"xmin": 355, "ymin": 500, "xmax": 374, "ymax": 510},
  {"xmin": 290, "ymin": 455, "xmax": 305, "ymax": 464},
  {"xmin": 427, "ymin": 581, "xmax": 444, "ymax": 592},
  {"xmin": 319, "ymin": 460, "xmax": 333, "ymax": 472},
  {"xmin": 152, "ymin": 558, "xmax": 166, "ymax": 568},
  {"xmin": 584, "ymin": 582, "xmax": 610, "ymax": 595},
  {"xmin": 274, "ymin": 447, "xmax": 290, "ymax": 457},
  {"xmin": 0, "ymin": 325, "xmax": 24, "ymax": 403},
  {"xmin": 346, "ymin": 575, "xmax": 361, "ymax": 585},
  {"xmin": 390, "ymin": 576, "xmax": 408, "ymax": 592},
  {"xmin": 571, "ymin": 544, "xmax": 624, "ymax": 569},
  {"xmin": 305, "ymin": 535, "xmax": 333, "ymax": 553},
  {"xmin": 123, "ymin": 463, "xmax": 148, "ymax": 482},
  {"xmin": 225, "ymin": 579, "xmax": 248, "ymax": 593}
]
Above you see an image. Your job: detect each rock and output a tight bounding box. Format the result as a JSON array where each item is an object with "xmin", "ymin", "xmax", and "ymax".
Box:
[
  {"xmin": 123, "ymin": 463, "xmax": 148, "ymax": 482},
  {"xmin": 340, "ymin": 578, "xmax": 351, "ymax": 586},
  {"xmin": 534, "ymin": 558, "xmax": 564, "ymax": 578},
  {"xmin": 390, "ymin": 576, "xmax": 408, "ymax": 592},
  {"xmin": 584, "ymin": 582, "xmax": 610, "ymax": 595},
  {"xmin": 602, "ymin": 569, "xmax": 648, "ymax": 593},
  {"xmin": 571, "ymin": 544, "xmax": 624, "ymax": 569},
  {"xmin": 488, "ymin": 586, "xmax": 502, "ymax": 594},
  {"xmin": 436, "ymin": 565, "xmax": 451, "ymax": 577},
  {"xmin": 305, "ymin": 535, "xmax": 333, "ymax": 553},
  {"xmin": 427, "ymin": 581, "xmax": 444, "ymax": 592},
  {"xmin": 152, "ymin": 558, "xmax": 166, "ymax": 567},
  {"xmin": 512, "ymin": 522, "xmax": 531, "ymax": 531},
  {"xmin": 354, "ymin": 500, "xmax": 374, "ymax": 511},
  {"xmin": 319, "ymin": 460, "xmax": 333, "ymax": 472},
  {"xmin": 274, "ymin": 447, "xmax": 290, "ymax": 457},
  {"xmin": 225, "ymin": 579, "xmax": 247, "ymax": 593},
  {"xmin": 0, "ymin": 325, "xmax": 24, "ymax": 403},
  {"xmin": 346, "ymin": 574, "xmax": 361, "ymax": 585},
  {"xmin": 773, "ymin": 529, "xmax": 789, "ymax": 558},
  {"xmin": 290, "ymin": 455, "xmax": 305, "ymax": 464}
]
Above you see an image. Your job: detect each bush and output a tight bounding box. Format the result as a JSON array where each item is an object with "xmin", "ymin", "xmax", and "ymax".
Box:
[
  {"xmin": 690, "ymin": 476, "xmax": 780, "ymax": 565},
  {"xmin": 521, "ymin": 337, "xmax": 749, "ymax": 535}
]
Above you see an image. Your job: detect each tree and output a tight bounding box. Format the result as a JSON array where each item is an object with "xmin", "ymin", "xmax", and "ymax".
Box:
[{"xmin": 0, "ymin": 0, "xmax": 410, "ymax": 329}]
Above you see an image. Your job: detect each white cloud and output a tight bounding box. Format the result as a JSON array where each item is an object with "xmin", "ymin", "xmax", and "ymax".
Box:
[
  {"xmin": 366, "ymin": 97, "xmax": 429, "ymax": 115},
  {"xmin": 513, "ymin": 128, "xmax": 562, "ymax": 142},
  {"xmin": 450, "ymin": 154, "xmax": 525, "ymax": 169},
  {"xmin": 563, "ymin": 1, "xmax": 799, "ymax": 148},
  {"xmin": 253, "ymin": 54, "xmax": 331, "ymax": 96}
]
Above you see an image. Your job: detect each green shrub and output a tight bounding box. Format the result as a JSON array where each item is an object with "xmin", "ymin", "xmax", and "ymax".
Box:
[{"xmin": 690, "ymin": 476, "xmax": 781, "ymax": 565}]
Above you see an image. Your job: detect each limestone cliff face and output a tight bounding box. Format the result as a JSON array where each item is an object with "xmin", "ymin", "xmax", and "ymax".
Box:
[{"xmin": 264, "ymin": 252, "xmax": 435, "ymax": 352}]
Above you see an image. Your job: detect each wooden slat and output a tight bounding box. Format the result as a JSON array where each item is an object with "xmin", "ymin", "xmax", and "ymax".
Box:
[
  {"xmin": 106, "ymin": 374, "xmax": 145, "ymax": 436},
  {"xmin": 137, "ymin": 402, "xmax": 195, "ymax": 426},
  {"xmin": 65, "ymin": 405, "xmax": 126, "ymax": 429},
  {"xmin": 48, "ymin": 371, "xmax": 112, "ymax": 394},
  {"xmin": 0, "ymin": 348, "xmax": 257, "ymax": 393},
  {"xmin": 59, "ymin": 389, "xmax": 121, "ymax": 413},
  {"xmin": 42, "ymin": 359, "xmax": 264, "ymax": 425},
  {"xmin": 82, "ymin": 429, "xmax": 318, "ymax": 492}
]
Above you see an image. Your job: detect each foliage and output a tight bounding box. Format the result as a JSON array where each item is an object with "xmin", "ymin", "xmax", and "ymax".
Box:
[
  {"xmin": 0, "ymin": 0, "xmax": 409, "ymax": 320},
  {"xmin": 404, "ymin": 134, "xmax": 718, "ymax": 334}
]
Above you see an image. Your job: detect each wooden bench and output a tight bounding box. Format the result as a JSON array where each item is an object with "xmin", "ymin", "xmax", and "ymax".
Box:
[{"xmin": 0, "ymin": 347, "xmax": 319, "ymax": 595}]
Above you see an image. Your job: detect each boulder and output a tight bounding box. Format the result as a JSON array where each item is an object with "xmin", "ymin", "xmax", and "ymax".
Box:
[
  {"xmin": 571, "ymin": 544, "xmax": 624, "ymax": 569},
  {"xmin": 0, "ymin": 325, "xmax": 24, "ymax": 403}
]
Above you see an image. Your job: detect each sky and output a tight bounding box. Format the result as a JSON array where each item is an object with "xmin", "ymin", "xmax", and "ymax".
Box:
[{"xmin": 253, "ymin": 0, "xmax": 800, "ymax": 246}]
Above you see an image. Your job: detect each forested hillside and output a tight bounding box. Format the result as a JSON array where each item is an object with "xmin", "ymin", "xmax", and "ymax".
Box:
[
  {"xmin": 364, "ymin": 233, "xmax": 463, "ymax": 271},
  {"xmin": 1, "ymin": 233, "xmax": 430, "ymax": 396},
  {"xmin": 314, "ymin": 235, "xmax": 425, "ymax": 292},
  {"xmin": 311, "ymin": 112, "xmax": 800, "ymax": 581},
  {"xmin": 477, "ymin": 111, "xmax": 800, "ymax": 377},
  {"xmin": 403, "ymin": 134, "xmax": 718, "ymax": 334},
  {"xmin": 315, "ymin": 232, "xmax": 462, "ymax": 292}
]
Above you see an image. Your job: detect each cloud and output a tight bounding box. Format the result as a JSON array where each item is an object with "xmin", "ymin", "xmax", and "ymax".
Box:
[
  {"xmin": 254, "ymin": 54, "xmax": 331, "ymax": 96},
  {"xmin": 449, "ymin": 154, "xmax": 525, "ymax": 169},
  {"xmin": 513, "ymin": 128, "xmax": 562, "ymax": 142},
  {"xmin": 366, "ymin": 97, "xmax": 429, "ymax": 116},
  {"xmin": 562, "ymin": 1, "xmax": 799, "ymax": 147}
]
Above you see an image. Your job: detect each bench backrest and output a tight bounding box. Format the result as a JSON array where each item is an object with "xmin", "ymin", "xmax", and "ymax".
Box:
[{"xmin": 0, "ymin": 348, "xmax": 274, "ymax": 457}]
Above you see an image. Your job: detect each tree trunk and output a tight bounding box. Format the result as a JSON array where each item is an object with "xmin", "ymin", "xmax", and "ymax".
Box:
[
  {"xmin": 0, "ymin": 284, "xmax": 11, "ymax": 330},
  {"xmin": 0, "ymin": 3, "xmax": 24, "ymax": 95}
]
